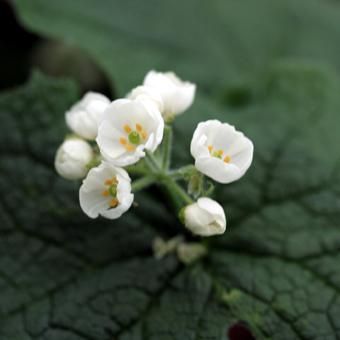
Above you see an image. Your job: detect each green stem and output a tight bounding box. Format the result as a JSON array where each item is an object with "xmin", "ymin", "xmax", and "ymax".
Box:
[
  {"xmin": 145, "ymin": 150, "xmax": 161, "ymax": 172},
  {"xmin": 132, "ymin": 176, "xmax": 157, "ymax": 192},
  {"xmin": 168, "ymin": 165, "xmax": 196, "ymax": 180},
  {"xmin": 125, "ymin": 164, "xmax": 148, "ymax": 176},
  {"xmin": 161, "ymin": 125, "xmax": 173, "ymax": 170},
  {"xmin": 162, "ymin": 176, "xmax": 193, "ymax": 211}
]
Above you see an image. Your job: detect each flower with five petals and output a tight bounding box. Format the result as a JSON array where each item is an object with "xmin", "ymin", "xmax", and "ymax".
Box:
[
  {"xmin": 79, "ymin": 162, "xmax": 134, "ymax": 219},
  {"xmin": 96, "ymin": 98, "xmax": 164, "ymax": 167}
]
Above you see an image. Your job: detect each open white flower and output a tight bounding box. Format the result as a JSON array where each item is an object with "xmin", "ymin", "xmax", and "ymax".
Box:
[
  {"xmin": 55, "ymin": 138, "xmax": 93, "ymax": 180},
  {"xmin": 96, "ymin": 98, "xmax": 164, "ymax": 167},
  {"xmin": 127, "ymin": 85, "xmax": 164, "ymax": 113},
  {"xmin": 191, "ymin": 120, "xmax": 253, "ymax": 184},
  {"xmin": 79, "ymin": 162, "xmax": 134, "ymax": 219},
  {"xmin": 66, "ymin": 92, "xmax": 110, "ymax": 140},
  {"xmin": 183, "ymin": 197, "xmax": 226, "ymax": 236},
  {"xmin": 143, "ymin": 70, "xmax": 196, "ymax": 119}
]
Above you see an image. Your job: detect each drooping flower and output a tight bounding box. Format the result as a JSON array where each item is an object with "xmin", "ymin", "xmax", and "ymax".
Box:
[
  {"xmin": 79, "ymin": 162, "xmax": 134, "ymax": 219},
  {"xmin": 55, "ymin": 138, "xmax": 93, "ymax": 180},
  {"xmin": 182, "ymin": 197, "xmax": 226, "ymax": 236},
  {"xmin": 66, "ymin": 92, "xmax": 110, "ymax": 140},
  {"xmin": 96, "ymin": 98, "xmax": 164, "ymax": 167},
  {"xmin": 190, "ymin": 120, "xmax": 253, "ymax": 184},
  {"xmin": 143, "ymin": 70, "xmax": 196, "ymax": 120}
]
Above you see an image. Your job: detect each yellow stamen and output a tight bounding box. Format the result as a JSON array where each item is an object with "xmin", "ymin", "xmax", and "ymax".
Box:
[
  {"xmin": 124, "ymin": 125, "xmax": 132, "ymax": 133},
  {"xmin": 217, "ymin": 149, "xmax": 224, "ymax": 156},
  {"xmin": 136, "ymin": 123, "xmax": 143, "ymax": 132},
  {"xmin": 104, "ymin": 177, "xmax": 118, "ymax": 186},
  {"xmin": 125, "ymin": 144, "xmax": 136, "ymax": 152},
  {"xmin": 141, "ymin": 131, "xmax": 147, "ymax": 140},
  {"xmin": 109, "ymin": 198, "xmax": 119, "ymax": 207},
  {"xmin": 102, "ymin": 190, "xmax": 109, "ymax": 197},
  {"xmin": 224, "ymin": 155, "xmax": 231, "ymax": 163},
  {"xmin": 120, "ymin": 137, "xmax": 127, "ymax": 145},
  {"xmin": 208, "ymin": 145, "xmax": 213, "ymax": 152}
]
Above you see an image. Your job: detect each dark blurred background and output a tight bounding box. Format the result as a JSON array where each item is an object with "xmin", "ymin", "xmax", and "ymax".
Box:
[{"xmin": 0, "ymin": 0, "xmax": 111, "ymax": 94}]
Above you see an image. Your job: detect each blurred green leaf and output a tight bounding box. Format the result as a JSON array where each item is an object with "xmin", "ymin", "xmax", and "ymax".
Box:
[{"xmin": 13, "ymin": 0, "xmax": 340, "ymax": 94}]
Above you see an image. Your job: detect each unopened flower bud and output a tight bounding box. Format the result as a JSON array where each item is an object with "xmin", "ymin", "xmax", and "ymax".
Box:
[{"xmin": 55, "ymin": 138, "xmax": 93, "ymax": 180}]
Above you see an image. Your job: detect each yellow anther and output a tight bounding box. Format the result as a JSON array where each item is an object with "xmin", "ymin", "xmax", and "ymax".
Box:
[
  {"xmin": 124, "ymin": 125, "xmax": 132, "ymax": 133},
  {"xmin": 217, "ymin": 149, "xmax": 224, "ymax": 156},
  {"xmin": 208, "ymin": 145, "xmax": 213, "ymax": 152},
  {"xmin": 120, "ymin": 137, "xmax": 128, "ymax": 145},
  {"xmin": 136, "ymin": 123, "xmax": 143, "ymax": 132},
  {"xmin": 125, "ymin": 144, "xmax": 136, "ymax": 152},
  {"xmin": 104, "ymin": 177, "xmax": 118, "ymax": 186},
  {"xmin": 141, "ymin": 131, "xmax": 147, "ymax": 140},
  {"xmin": 109, "ymin": 198, "xmax": 119, "ymax": 208},
  {"xmin": 224, "ymin": 155, "xmax": 231, "ymax": 163},
  {"xmin": 102, "ymin": 190, "xmax": 110, "ymax": 197}
]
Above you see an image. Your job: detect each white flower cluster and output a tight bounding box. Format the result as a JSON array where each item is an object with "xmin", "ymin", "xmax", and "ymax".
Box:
[{"xmin": 55, "ymin": 70, "xmax": 253, "ymax": 237}]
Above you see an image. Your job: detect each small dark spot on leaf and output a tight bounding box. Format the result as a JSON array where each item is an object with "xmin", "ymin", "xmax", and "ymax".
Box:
[{"xmin": 228, "ymin": 322, "xmax": 256, "ymax": 340}]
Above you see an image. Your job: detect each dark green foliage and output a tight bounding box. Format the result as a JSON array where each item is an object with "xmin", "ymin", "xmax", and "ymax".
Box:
[{"xmin": 2, "ymin": 0, "xmax": 340, "ymax": 338}]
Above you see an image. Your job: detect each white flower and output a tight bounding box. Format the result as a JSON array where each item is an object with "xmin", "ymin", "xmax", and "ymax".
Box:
[
  {"xmin": 127, "ymin": 85, "xmax": 164, "ymax": 113},
  {"xmin": 55, "ymin": 138, "xmax": 93, "ymax": 180},
  {"xmin": 183, "ymin": 197, "xmax": 226, "ymax": 236},
  {"xmin": 96, "ymin": 98, "xmax": 164, "ymax": 167},
  {"xmin": 66, "ymin": 92, "xmax": 110, "ymax": 140},
  {"xmin": 79, "ymin": 162, "xmax": 134, "ymax": 219},
  {"xmin": 143, "ymin": 70, "xmax": 196, "ymax": 119},
  {"xmin": 190, "ymin": 120, "xmax": 254, "ymax": 184}
]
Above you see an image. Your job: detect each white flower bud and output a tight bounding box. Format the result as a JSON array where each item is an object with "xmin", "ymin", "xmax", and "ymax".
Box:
[
  {"xmin": 183, "ymin": 197, "xmax": 226, "ymax": 236},
  {"xmin": 55, "ymin": 138, "xmax": 93, "ymax": 180},
  {"xmin": 143, "ymin": 70, "xmax": 196, "ymax": 119},
  {"xmin": 66, "ymin": 92, "xmax": 110, "ymax": 140}
]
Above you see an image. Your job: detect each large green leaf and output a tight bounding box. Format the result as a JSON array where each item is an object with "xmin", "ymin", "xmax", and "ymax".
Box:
[
  {"xmin": 1, "ymin": 62, "xmax": 340, "ymax": 339},
  {"xmin": 5, "ymin": 0, "xmax": 340, "ymax": 338},
  {"xmin": 13, "ymin": 0, "xmax": 340, "ymax": 94}
]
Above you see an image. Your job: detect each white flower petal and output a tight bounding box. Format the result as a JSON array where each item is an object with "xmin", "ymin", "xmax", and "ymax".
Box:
[
  {"xmin": 101, "ymin": 193, "xmax": 134, "ymax": 219},
  {"xmin": 80, "ymin": 190, "xmax": 109, "ymax": 219},
  {"xmin": 66, "ymin": 92, "xmax": 110, "ymax": 140},
  {"xmin": 198, "ymin": 197, "xmax": 226, "ymax": 226},
  {"xmin": 127, "ymin": 85, "xmax": 164, "ymax": 113},
  {"xmin": 195, "ymin": 156, "xmax": 242, "ymax": 184},
  {"xmin": 190, "ymin": 120, "xmax": 220, "ymax": 157}
]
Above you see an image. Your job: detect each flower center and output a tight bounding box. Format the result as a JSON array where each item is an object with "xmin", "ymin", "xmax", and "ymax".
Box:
[
  {"xmin": 119, "ymin": 123, "xmax": 148, "ymax": 152},
  {"xmin": 102, "ymin": 176, "xmax": 119, "ymax": 207},
  {"xmin": 208, "ymin": 145, "xmax": 231, "ymax": 163},
  {"xmin": 128, "ymin": 131, "xmax": 140, "ymax": 145}
]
